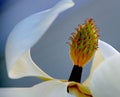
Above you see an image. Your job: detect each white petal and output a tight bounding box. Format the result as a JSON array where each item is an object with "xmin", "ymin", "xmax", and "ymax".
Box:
[
  {"xmin": 98, "ymin": 40, "xmax": 119, "ymax": 59},
  {"xmin": 0, "ymin": 80, "xmax": 74, "ymax": 97},
  {"xmin": 9, "ymin": 50, "xmax": 53, "ymax": 80},
  {"xmin": 89, "ymin": 54, "xmax": 120, "ymax": 97},
  {"xmin": 83, "ymin": 49, "xmax": 104, "ymax": 85},
  {"xmin": 5, "ymin": 0, "xmax": 74, "ymax": 79},
  {"xmin": 31, "ymin": 80, "xmax": 74, "ymax": 97},
  {"xmin": 84, "ymin": 40, "xmax": 119, "ymax": 85},
  {"xmin": 0, "ymin": 88, "xmax": 30, "ymax": 97}
]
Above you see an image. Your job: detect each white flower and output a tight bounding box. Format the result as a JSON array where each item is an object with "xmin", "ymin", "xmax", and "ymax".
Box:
[{"xmin": 1, "ymin": 0, "xmax": 120, "ymax": 97}]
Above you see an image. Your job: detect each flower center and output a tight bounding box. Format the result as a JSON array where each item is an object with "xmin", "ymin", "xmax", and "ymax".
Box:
[
  {"xmin": 69, "ymin": 18, "xmax": 99, "ymax": 67},
  {"xmin": 68, "ymin": 18, "xmax": 99, "ymax": 83}
]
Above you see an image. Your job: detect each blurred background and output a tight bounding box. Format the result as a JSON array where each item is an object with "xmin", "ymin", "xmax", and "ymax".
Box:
[{"xmin": 0, "ymin": 0, "xmax": 120, "ymax": 87}]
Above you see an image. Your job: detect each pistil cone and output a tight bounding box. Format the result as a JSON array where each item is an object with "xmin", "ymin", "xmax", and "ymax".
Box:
[{"xmin": 69, "ymin": 18, "xmax": 99, "ymax": 67}]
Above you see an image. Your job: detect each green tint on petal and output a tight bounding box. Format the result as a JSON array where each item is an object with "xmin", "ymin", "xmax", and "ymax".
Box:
[
  {"xmin": 0, "ymin": 80, "xmax": 74, "ymax": 97},
  {"xmin": 5, "ymin": 0, "xmax": 74, "ymax": 79},
  {"xmin": 89, "ymin": 54, "xmax": 120, "ymax": 97}
]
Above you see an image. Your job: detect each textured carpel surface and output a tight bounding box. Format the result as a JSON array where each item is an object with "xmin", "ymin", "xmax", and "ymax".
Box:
[{"xmin": 69, "ymin": 18, "xmax": 99, "ymax": 67}]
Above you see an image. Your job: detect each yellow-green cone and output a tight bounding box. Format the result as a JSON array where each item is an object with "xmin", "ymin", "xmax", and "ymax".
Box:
[{"xmin": 69, "ymin": 18, "xmax": 99, "ymax": 67}]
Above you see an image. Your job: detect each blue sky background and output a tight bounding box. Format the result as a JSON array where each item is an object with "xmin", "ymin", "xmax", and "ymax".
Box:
[{"xmin": 0, "ymin": 0, "xmax": 120, "ymax": 87}]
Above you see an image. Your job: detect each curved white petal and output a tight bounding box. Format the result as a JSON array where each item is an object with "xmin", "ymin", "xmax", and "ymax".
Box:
[
  {"xmin": 84, "ymin": 40, "xmax": 119, "ymax": 85},
  {"xmin": 89, "ymin": 54, "xmax": 120, "ymax": 97},
  {"xmin": 31, "ymin": 80, "xmax": 74, "ymax": 97},
  {"xmin": 98, "ymin": 40, "xmax": 119, "ymax": 59},
  {"xmin": 5, "ymin": 0, "xmax": 74, "ymax": 79},
  {"xmin": 0, "ymin": 80, "xmax": 74, "ymax": 97},
  {"xmin": 83, "ymin": 49, "xmax": 104, "ymax": 85},
  {"xmin": 9, "ymin": 50, "xmax": 53, "ymax": 80}
]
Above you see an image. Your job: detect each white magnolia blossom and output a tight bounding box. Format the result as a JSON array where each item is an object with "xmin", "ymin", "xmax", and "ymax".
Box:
[{"xmin": 1, "ymin": 0, "xmax": 120, "ymax": 97}]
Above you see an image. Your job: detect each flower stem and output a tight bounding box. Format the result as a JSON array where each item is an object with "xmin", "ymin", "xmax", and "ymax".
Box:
[{"xmin": 69, "ymin": 65, "xmax": 83, "ymax": 83}]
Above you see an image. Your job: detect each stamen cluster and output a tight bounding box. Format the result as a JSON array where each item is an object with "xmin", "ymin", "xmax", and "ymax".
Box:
[{"xmin": 69, "ymin": 18, "xmax": 99, "ymax": 67}]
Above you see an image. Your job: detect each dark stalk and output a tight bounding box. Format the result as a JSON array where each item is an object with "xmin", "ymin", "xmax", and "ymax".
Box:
[{"xmin": 68, "ymin": 65, "xmax": 83, "ymax": 83}]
